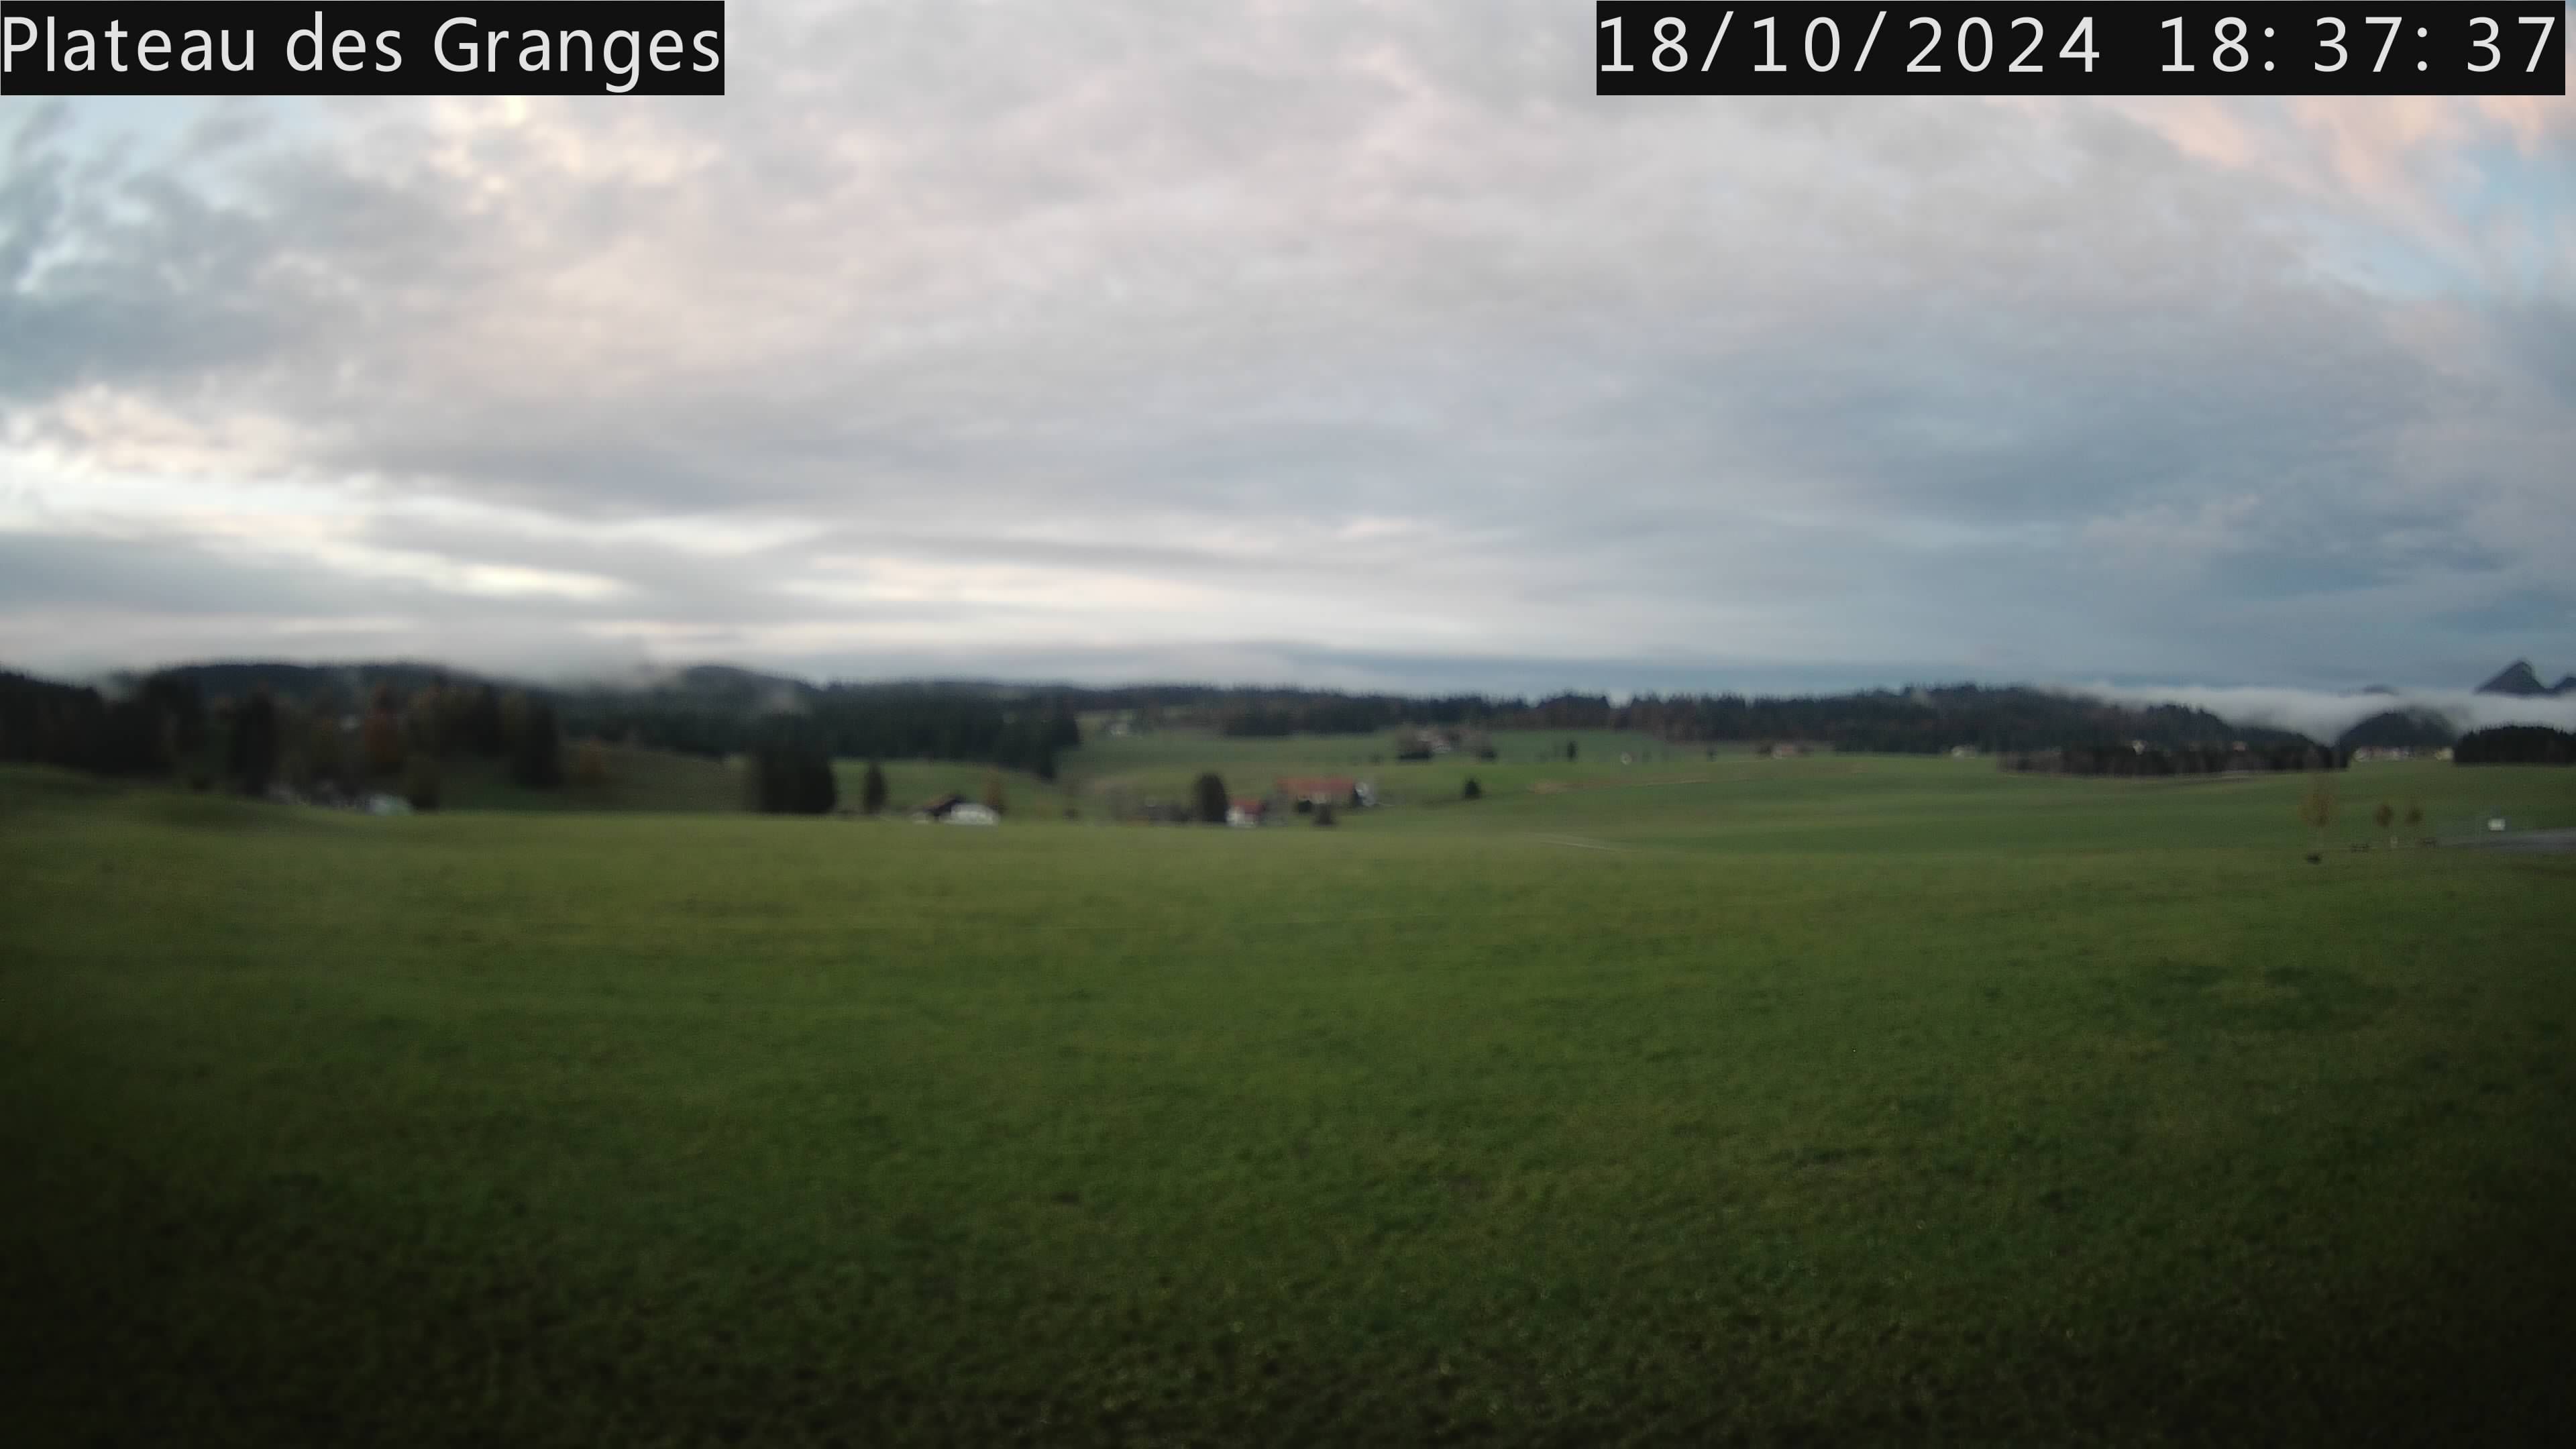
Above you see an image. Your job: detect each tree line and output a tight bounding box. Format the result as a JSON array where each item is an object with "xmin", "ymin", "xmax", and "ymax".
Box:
[
  {"xmin": 556, "ymin": 684, "xmax": 1079, "ymax": 780},
  {"xmin": 9, "ymin": 661, "xmax": 1085, "ymax": 801},
  {"xmin": 1179, "ymin": 682, "xmax": 2314, "ymax": 754},
  {"xmin": 2453, "ymin": 726, "xmax": 2576, "ymax": 765},
  {"xmin": 1, "ymin": 669, "xmax": 566, "ymax": 805},
  {"xmin": 1999, "ymin": 743, "xmax": 2347, "ymax": 777},
  {"xmin": 2, "ymin": 669, "xmax": 207, "ymax": 778}
]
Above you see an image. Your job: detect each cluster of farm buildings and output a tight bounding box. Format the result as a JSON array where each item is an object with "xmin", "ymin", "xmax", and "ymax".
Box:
[{"xmin": 1224, "ymin": 777, "xmax": 1379, "ymax": 826}]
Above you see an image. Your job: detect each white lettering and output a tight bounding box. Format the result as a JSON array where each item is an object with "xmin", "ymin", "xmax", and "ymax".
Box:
[
  {"xmin": 138, "ymin": 30, "xmax": 169, "ymax": 71},
  {"xmin": 692, "ymin": 30, "xmax": 718, "ymax": 72},
  {"xmin": 434, "ymin": 17, "xmax": 479, "ymax": 72},
  {"xmin": 3, "ymin": 15, "xmax": 36, "ymax": 69},
  {"xmin": 289, "ymin": 12, "xmax": 324, "ymax": 72},
  {"xmin": 602, "ymin": 30, "xmax": 640, "ymax": 92}
]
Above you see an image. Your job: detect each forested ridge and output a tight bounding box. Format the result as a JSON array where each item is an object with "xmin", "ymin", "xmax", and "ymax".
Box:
[{"xmin": 28, "ymin": 661, "xmax": 2569, "ymax": 798}]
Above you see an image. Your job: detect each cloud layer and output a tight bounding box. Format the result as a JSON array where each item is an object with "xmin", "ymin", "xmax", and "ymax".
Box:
[
  {"xmin": 2065, "ymin": 682, "xmax": 2576, "ymax": 745},
  {"xmin": 3, "ymin": 2, "xmax": 2571, "ymax": 691}
]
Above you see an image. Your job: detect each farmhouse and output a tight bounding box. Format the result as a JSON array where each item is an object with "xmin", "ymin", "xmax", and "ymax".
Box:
[
  {"xmin": 1226, "ymin": 797, "xmax": 1267, "ymax": 828},
  {"xmin": 913, "ymin": 792, "xmax": 998, "ymax": 824}
]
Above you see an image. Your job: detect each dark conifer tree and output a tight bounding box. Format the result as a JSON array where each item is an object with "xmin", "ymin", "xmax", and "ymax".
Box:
[
  {"xmin": 229, "ymin": 691, "xmax": 280, "ymax": 796},
  {"xmin": 511, "ymin": 701, "xmax": 565, "ymax": 788}
]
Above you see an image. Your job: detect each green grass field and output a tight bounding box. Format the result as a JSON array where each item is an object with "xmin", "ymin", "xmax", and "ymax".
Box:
[
  {"xmin": 1059, "ymin": 726, "xmax": 1684, "ymax": 810},
  {"xmin": 5, "ymin": 752, "xmax": 2573, "ymax": 1446}
]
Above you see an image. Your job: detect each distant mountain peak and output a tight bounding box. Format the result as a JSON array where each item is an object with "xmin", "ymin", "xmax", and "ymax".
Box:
[
  {"xmin": 2476, "ymin": 660, "xmax": 2550, "ymax": 696},
  {"xmin": 2335, "ymin": 706, "xmax": 2457, "ymax": 753},
  {"xmin": 2556, "ymin": 676, "xmax": 2576, "ymax": 697}
]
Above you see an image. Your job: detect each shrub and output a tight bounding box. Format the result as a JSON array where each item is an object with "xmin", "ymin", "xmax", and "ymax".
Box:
[
  {"xmin": 570, "ymin": 739, "xmax": 612, "ymax": 788},
  {"xmin": 1313, "ymin": 802, "xmax": 1336, "ymax": 827},
  {"xmin": 2296, "ymin": 777, "xmax": 2337, "ymax": 849},
  {"xmin": 362, "ymin": 706, "xmax": 406, "ymax": 776},
  {"xmin": 1193, "ymin": 773, "xmax": 1228, "ymax": 824},
  {"xmin": 305, "ymin": 713, "xmax": 351, "ymax": 794},
  {"xmin": 982, "ymin": 771, "xmax": 1008, "ymax": 816},
  {"xmin": 746, "ymin": 739, "xmax": 837, "ymax": 814},
  {"xmin": 1463, "ymin": 777, "xmax": 1483, "ymax": 800},
  {"xmin": 511, "ymin": 702, "xmax": 565, "ymax": 788},
  {"xmin": 466, "ymin": 686, "xmax": 507, "ymax": 757},
  {"xmin": 227, "ymin": 692, "xmax": 280, "ymax": 796},
  {"xmin": 403, "ymin": 756, "xmax": 443, "ymax": 812},
  {"xmin": 861, "ymin": 761, "xmax": 888, "ymax": 815}
]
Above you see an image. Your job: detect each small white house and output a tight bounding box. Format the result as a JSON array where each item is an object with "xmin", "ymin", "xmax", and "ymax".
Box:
[{"xmin": 943, "ymin": 802, "xmax": 1000, "ymax": 826}]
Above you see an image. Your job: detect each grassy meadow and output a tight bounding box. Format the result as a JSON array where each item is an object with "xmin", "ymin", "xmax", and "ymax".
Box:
[{"xmin": 4, "ymin": 747, "xmax": 2573, "ymax": 1446}]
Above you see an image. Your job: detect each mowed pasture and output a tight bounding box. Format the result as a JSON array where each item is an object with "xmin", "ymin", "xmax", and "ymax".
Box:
[{"xmin": 4, "ymin": 755, "xmax": 2574, "ymax": 1446}]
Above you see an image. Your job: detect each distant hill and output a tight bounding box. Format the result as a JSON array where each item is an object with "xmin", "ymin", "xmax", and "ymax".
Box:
[
  {"xmin": 2336, "ymin": 708, "xmax": 2456, "ymax": 753},
  {"xmin": 143, "ymin": 660, "xmax": 492, "ymax": 701},
  {"xmin": 2476, "ymin": 660, "xmax": 2554, "ymax": 697},
  {"xmin": 11, "ymin": 660, "xmax": 2337, "ymax": 768},
  {"xmin": 577, "ymin": 664, "xmax": 820, "ymax": 716}
]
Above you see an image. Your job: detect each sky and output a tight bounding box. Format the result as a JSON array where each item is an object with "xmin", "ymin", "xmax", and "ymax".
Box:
[{"xmin": 2, "ymin": 1, "xmax": 2571, "ymax": 704}]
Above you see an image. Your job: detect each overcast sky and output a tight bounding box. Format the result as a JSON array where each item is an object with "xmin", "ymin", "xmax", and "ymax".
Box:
[{"xmin": 3, "ymin": 2, "xmax": 2571, "ymax": 698}]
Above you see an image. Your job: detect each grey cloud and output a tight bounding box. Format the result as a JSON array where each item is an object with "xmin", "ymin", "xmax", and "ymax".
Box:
[
  {"xmin": 2069, "ymin": 683, "xmax": 2576, "ymax": 745},
  {"xmin": 0, "ymin": 3, "xmax": 2568, "ymax": 690},
  {"xmin": 2497, "ymin": 299, "xmax": 2576, "ymax": 405},
  {"xmin": 0, "ymin": 530, "xmax": 396, "ymax": 616}
]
